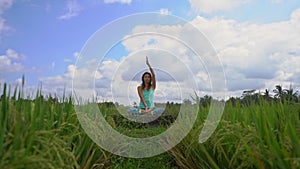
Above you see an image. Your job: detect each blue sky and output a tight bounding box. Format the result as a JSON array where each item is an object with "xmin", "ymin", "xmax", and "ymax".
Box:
[
  {"xmin": 0, "ymin": 0, "xmax": 190, "ymax": 83},
  {"xmin": 0, "ymin": 0, "xmax": 300, "ymax": 102}
]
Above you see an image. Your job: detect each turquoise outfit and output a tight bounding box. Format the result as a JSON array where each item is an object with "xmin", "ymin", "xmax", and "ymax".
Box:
[
  {"xmin": 126, "ymin": 86, "xmax": 165, "ymax": 115},
  {"xmin": 139, "ymin": 87, "xmax": 154, "ymax": 109},
  {"xmin": 127, "ymin": 107, "xmax": 165, "ymax": 115}
]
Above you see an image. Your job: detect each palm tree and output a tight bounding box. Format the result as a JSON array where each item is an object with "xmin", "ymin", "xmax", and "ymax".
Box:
[
  {"xmin": 241, "ymin": 89, "xmax": 258, "ymax": 105},
  {"xmin": 283, "ymin": 85, "xmax": 299, "ymax": 103},
  {"xmin": 227, "ymin": 97, "xmax": 241, "ymax": 107},
  {"xmin": 200, "ymin": 95, "xmax": 212, "ymax": 107},
  {"xmin": 273, "ymin": 85, "xmax": 284, "ymax": 101},
  {"xmin": 263, "ymin": 89, "xmax": 272, "ymax": 102}
]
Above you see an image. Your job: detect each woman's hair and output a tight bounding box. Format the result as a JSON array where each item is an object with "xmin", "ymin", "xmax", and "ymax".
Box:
[{"xmin": 141, "ymin": 72, "xmax": 152, "ymax": 89}]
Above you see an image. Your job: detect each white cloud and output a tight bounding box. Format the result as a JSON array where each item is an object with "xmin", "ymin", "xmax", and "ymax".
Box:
[
  {"xmin": 58, "ymin": 0, "xmax": 82, "ymax": 20},
  {"xmin": 189, "ymin": 0, "xmax": 251, "ymax": 14},
  {"xmin": 0, "ymin": 49, "xmax": 25, "ymax": 75},
  {"xmin": 0, "ymin": 0, "xmax": 13, "ymax": 36},
  {"xmin": 64, "ymin": 58, "xmax": 73, "ymax": 63},
  {"xmin": 109, "ymin": 23, "xmax": 215, "ymax": 103},
  {"xmin": 73, "ymin": 51, "xmax": 80, "ymax": 58},
  {"xmin": 0, "ymin": 0, "xmax": 13, "ymax": 14},
  {"xmin": 6, "ymin": 48, "xmax": 25, "ymax": 60},
  {"xmin": 64, "ymin": 51, "xmax": 79, "ymax": 62},
  {"xmin": 278, "ymin": 56, "xmax": 300, "ymax": 82},
  {"xmin": 51, "ymin": 61, "xmax": 55, "ymax": 69},
  {"xmin": 40, "ymin": 60, "xmax": 107, "ymax": 101},
  {"xmin": 117, "ymin": 7, "xmax": 300, "ymax": 99},
  {"xmin": 189, "ymin": 8, "xmax": 300, "ymax": 93},
  {"xmin": 159, "ymin": 8, "xmax": 171, "ymax": 15},
  {"xmin": 39, "ymin": 64, "xmax": 75, "ymax": 95},
  {"xmin": 103, "ymin": 0, "xmax": 132, "ymax": 4},
  {"xmin": 291, "ymin": 7, "xmax": 300, "ymax": 27},
  {"xmin": 39, "ymin": 7, "xmax": 300, "ymax": 102},
  {"xmin": 109, "ymin": 51, "xmax": 199, "ymax": 104},
  {"xmin": 41, "ymin": 50, "xmax": 199, "ymax": 105},
  {"xmin": 6, "ymin": 48, "xmax": 19, "ymax": 59},
  {"xmin": 0, "ymin": 17, "xmax": 10, "ymax": 33},
  {"xmin": 122, "ymin": 25, "xmax": 183, "ymax": 52}
]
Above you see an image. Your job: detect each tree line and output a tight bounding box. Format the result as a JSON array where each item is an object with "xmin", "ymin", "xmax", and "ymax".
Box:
[{"xmin": 227, "ymin": 84, "xmax": 299, "ymax": 106}]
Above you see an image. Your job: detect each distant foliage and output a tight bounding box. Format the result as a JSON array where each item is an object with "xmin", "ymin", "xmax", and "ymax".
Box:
[{"xmin": 0, "ymin": 81, "xmax": 299, "ymax": 168}]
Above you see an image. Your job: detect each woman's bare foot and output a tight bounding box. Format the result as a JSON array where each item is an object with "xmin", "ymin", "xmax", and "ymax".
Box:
[
  {"xmin": 140, "ymin": 109, "xmax": 149, "ymax": 113},
  {"xmin": 140, "ymin": 107, "xmax": 156, "ymax": 114}
]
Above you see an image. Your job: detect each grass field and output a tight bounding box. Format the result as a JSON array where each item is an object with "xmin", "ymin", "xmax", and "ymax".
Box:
[{"xmin": 0, "ymin": 83, "xmax": 299, "ymax": 168}]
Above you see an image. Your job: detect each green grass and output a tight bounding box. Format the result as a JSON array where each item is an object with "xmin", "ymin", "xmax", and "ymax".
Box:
[
  {"xmin": 0, "ymin": 84, "xmax": 114, "ymax": 168},
  {"xmin": 169, "ymin": 99, "xmax": 300, "ymax": 169},
  {"xmin": 0, "ymin": 83, "xmax": 300, "ymax": 168},
  {"xmin": 117, "ymin": 126, "xmax": 167, "ymax": 138}
]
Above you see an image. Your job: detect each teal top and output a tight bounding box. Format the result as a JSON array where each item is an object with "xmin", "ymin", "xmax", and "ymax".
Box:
[{"xmin": 139, "ymin": 87, "xmax": 154, "ymax": 109}]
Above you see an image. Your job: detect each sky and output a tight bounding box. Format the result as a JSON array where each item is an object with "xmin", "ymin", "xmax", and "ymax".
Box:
[{"xmin": 0, "ymin": 0, "xmax": 300, "ymax": 104}]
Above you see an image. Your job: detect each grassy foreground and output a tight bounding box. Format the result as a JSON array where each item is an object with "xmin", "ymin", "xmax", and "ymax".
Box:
[{"xmin": 0, "ymin": 83, "xmax": 300, "ymax": 168}]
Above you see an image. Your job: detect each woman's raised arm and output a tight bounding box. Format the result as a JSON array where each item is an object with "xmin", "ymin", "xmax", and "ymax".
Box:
[{"xmin": 146, "ymin": 56, "xmax": 156, "ymax": 90}]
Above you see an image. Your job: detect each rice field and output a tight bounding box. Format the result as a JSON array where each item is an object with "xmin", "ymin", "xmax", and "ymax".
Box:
[{"xmin": 0, "ymin": 83, "xmax": 299, "ymax": 169}]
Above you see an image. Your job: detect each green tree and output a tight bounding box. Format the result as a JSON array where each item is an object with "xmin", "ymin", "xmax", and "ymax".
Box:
[
  {"xmin": 283, "ymin": 86, "xmax": 298, "ymax": 103},
  {"xmin": 263, "ymin": 89, "xmax": 273, "ymax": 102},
  {"xmin": 273, "ymin": 85, "xmax": 284, "ymax": 100},
  {"xmin": 241, "ymin": 89, "xmax": 259, "ymax": 105}
]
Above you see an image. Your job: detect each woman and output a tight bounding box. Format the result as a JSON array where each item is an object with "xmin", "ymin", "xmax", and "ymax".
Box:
[{"xmin": 137, "ymin": 56, "xmax": 156, "ymax": 113}]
